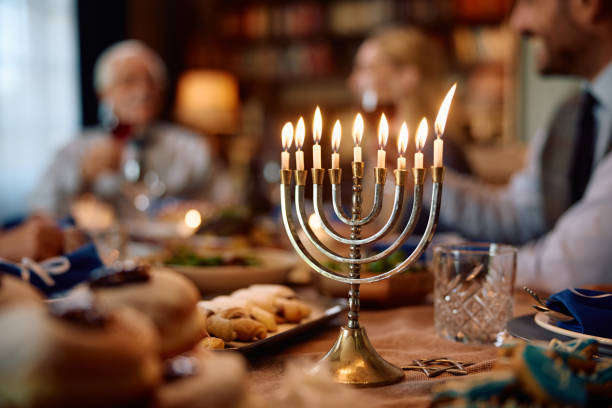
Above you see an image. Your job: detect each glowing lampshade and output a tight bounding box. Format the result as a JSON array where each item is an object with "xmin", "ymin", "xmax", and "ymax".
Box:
[{"xmin": 174, "ymin": 70, "xmax": 239, "ymax": 134}]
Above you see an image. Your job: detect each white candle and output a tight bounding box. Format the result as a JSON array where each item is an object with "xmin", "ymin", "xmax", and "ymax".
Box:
[
  {"xmin": 331, "ymin": 119, "xmax": 341, "ymax": 169},
  {"xmin": 434, "ymin": 83, "xmax": 457, "ymax": 168},
  {"xmin": 313, "ymin": 144, "xmax": 321, "ymax": 169},
  {"xmin": 353, "ymin": 113, "xmax": 364, "ymax": 163},
  {"xmin": 332, "ymin": 152, "xmax": 340, "ymax": 169},
  {"xmin": 377, "ymin": 150, "xmax": 386, "ymax": 168},
  {"xmin": 415, "ymin": 117, "xmax": 428, "ymax": 169},
  {"xmin": 281, "ymin": 122, "xmax": 293, "ymax": 170},
  {"xmin": 313, "ymin": 106, "xmax": 322, "ymax": 169},
  {"xmin": 414, "ymin": 152, "xmax": 423, "ymax": 169},
  {"xmin": 377, "ymin": 113, "xmax": 389, "ymax": 168},
  {"xmin": 433, "ymin": 138, "xmax": 443, "ymax": 167},
  {"xmin": 397, "ymin": 122, "xmax": 408, "ymax": 171},
  {"xmin": 295, "ymin": 117, "xmax": 305, "ymax": 170},
  {"xmin": 397, "ymin": 157, "xmax": 406, "ymax": 171},
  {"xmin": 354, "ymin": 146, "xmax": 362, "ymax": 163},
  {"xmin": 282, "ymin": 152, "xmax": 290, "ymax": 170}
]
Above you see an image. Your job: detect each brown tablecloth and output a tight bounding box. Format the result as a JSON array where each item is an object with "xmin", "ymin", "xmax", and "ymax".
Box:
[{"xmin": 246, "ymin": 293, "xmax": 534, "ymax": 408}]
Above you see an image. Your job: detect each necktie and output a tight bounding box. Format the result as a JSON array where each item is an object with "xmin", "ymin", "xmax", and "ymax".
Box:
[{"xmin": 570, "ymin": 91, "xmax": 598, "ymax": 204}]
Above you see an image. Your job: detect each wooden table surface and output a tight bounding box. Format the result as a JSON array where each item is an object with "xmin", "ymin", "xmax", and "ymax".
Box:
[{"xmin": 244, "ymin": 292, "xmax": 534, "ymax": 408}]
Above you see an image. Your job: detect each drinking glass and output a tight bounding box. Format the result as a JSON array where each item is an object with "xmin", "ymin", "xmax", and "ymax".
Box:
[{"xmin": 433, "ymin": 243, "xmax": 517, "ymax": 345}]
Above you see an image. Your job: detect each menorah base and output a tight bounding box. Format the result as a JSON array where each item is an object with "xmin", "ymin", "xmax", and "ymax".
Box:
[{"xmin": 316, "ymin": 326, "xmax": 404, "ymax": 387}]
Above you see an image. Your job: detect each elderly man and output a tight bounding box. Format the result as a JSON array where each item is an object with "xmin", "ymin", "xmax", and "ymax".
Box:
[
  {"xmin": 32, "ymin": 40, "xmax": 212, "ymax": 217},
  {"xmin": 436, "ymin": 0, "xmax": 612, "ymax": 291}
]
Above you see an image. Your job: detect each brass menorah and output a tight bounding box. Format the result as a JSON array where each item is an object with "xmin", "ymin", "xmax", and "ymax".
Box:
[{"xmin": 280, "ymin": 162, "xmax": 444, "ymax": 386}]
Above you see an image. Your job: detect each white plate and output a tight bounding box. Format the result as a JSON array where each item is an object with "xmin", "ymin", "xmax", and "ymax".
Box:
[
  {"xmin": 534, "ymin": 312, "xmax": 612, "ymax": 346},
  {"xmin": 145, "ymin": 248, "xmax": 297, "ymax": 293}
]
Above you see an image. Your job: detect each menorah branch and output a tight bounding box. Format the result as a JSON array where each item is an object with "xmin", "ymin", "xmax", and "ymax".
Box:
[
  {"xmin": 330, "ymin": 166, "xmax": 386, "ymax": 226},
  {"xmin": 279, "ymin": 167, "xmax": 444, "ymax": 283},
  {"xmin": 314, "ymin": 183, "xmax": 404, "ymax": 245}
]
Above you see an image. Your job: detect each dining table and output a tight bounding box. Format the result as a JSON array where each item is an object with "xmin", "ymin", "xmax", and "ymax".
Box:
[{"xmin": 245, "ymin": 291, "xmax": 535, "ymax": 408}]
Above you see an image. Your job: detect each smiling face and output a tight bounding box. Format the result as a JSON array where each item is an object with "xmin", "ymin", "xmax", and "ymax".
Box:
[
  {"xmin": 100, "ymin": 55, "xmax": 163, "ymax": 127},
  {"xmin": 349, "ymin": 39, "xmax": 405, "ymax": 111},
  {"xmin": 510, "ymin": 0, "xmax": 591, "ymax": 76}
]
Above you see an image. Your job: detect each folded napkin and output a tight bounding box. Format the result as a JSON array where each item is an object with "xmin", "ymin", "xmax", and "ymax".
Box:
[
  {"xmin": 546, "ymin": 288, "xmax": 612, "ymax": 338},
  {"xmin": 0, "ymin": 243, "xmax": 103, "ymax": 297}
]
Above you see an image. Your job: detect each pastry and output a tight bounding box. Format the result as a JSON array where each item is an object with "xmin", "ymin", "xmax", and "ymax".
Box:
[
  {"xmin": 200, "ymin": 297, "xmax": 271, "ymax": 340},
  {"xmin": 0, "ymin": 273, "xmax": 44, "ymax": 309},
  {"xmin": 205, "ymin": 313, "xmax": 237, "ymax": 342},
  {"xmin": 225, "ymin": 316, "xmax": 267, "ymax": 341},
  {"xmin": 232, "ymin": 284, "xmax": 295, "ymax": 313},
  {"xmin": 204, "ymin": 296, "xmax": 277, "ymax": 332},
  {"xmin": 154, "ymin": 349, "xmax": 248, "ymax": 408},
  {"xmin": 0, "ymin": 291, "xmax": 161, "ymax": 407},
  {"xmin": 84, "ymin": 265, "xmax": 207, "ymax": 357},
  {"xmin": 199, "ymin": 336, "xmax": 225, "ymax": 350},
  {"xmin": 274, "ymin": 298, "xmax": 312, "ymax": 323},
  {"xmin": 232, "ymin": 284, "xmax": 311, "ymax": 323}
]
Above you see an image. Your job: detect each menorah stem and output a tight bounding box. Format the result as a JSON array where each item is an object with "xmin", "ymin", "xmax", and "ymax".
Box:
[{"xmin": 348, "ymin": 162, "xmax": 363, "ymax": 329}]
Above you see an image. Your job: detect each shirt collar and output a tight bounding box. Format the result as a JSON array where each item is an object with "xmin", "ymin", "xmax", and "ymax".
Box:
[{"xmin": 586, "ymin": 60, "xmax": 612, "ymax": 111}]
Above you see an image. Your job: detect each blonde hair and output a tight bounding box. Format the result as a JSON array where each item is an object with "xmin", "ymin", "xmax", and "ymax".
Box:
[
  {"xmin": 369, "ymin": 26, "xmax": 450, "ymax": 124},
  {"xmin": 93, "ymin": 40, "xmax": 167, "ymax": 93}
]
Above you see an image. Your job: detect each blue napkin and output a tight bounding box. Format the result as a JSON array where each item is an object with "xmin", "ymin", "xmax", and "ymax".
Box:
[
  {"xmin": 0, "ymin": 243, "xmax": 103, "ymax": 297},
  {"xmin": 546, "ymin": 288, "xmax": 612, "ymax": 338}
]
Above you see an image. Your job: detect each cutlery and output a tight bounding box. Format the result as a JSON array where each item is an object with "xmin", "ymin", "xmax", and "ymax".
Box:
[
  {"xmin": 532, "ymin": 305, "xmax": 573, "ymax": 322},
  {"xmin": 523, "ymin": 286, "xmax": 548, "ymax": 306}
]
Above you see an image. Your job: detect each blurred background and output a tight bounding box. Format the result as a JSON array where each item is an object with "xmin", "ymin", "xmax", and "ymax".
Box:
[{"xmin": 0, "ymin": 0, "xmax": 580, "ymax": 221}]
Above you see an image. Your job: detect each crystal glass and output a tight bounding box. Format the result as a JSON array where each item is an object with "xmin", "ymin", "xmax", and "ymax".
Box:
[
  {"xmin": 433, "ymin": 243, "xmax": 517, "ymax": 345},
  {"xmin": 90, "ymin": 225, "xmax": 127, "ymax": 266}
]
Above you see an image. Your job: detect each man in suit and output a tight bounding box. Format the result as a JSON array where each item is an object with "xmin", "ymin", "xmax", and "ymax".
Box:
[{"xmin": 436, "ymin": 0, "xmax": 612, "ymax": 291}]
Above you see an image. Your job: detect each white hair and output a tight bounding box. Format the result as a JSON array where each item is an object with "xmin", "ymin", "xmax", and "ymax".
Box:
[{"xmin": 93, "ymin": 40, "xmax": 167, "ymax": 93}]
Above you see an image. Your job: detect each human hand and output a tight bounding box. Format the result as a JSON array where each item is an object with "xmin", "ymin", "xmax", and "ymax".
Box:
[
  {"xmin": 81, "ymin": 139, "xmax": 122, "ymax": 185},
  {"xmin": 0, "ymin": 217, "xmax": 64, "ymax": 262}
]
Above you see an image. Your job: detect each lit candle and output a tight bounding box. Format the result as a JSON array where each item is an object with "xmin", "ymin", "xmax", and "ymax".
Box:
[
  {"xmin": 377, "ymin": 113, "xmax": 389, "ymax": 168},
  {"xmin": 295, "ymin": 116, "xmax": 305, "ymax": 170},
  {"xmin": 397, "ymin": 122, "xmax": 408, "ymax": 170},
  {"xmin": 433, "ymin": 83, "xmax": 457, "ymax": 167},
  {"xmin": 281, "ymin": 122, "xmax": 293, "ymax": 170},
  {"xmin": 331, "ymin": 120, "xmax": 341, "ymax": 169},
  {"xmin": 313, "ymin": 106, "xmax": 322, "ymax": 169},
  {"xmin": 352, "ymin": 113, "xmax": 364, "ymax": 162},
  {"xmin": 415, "ymin": 118, "xmax": 428, "ymax": 169}
]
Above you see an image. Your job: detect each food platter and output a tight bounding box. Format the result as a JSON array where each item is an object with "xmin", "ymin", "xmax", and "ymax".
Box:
[
  {"xmin": 143, "ymin": 247, "xmax": 298, "ymax": 293},
  {"xmin": 203, "ymin": 294, "xmax": 347, "ymax": 354}
]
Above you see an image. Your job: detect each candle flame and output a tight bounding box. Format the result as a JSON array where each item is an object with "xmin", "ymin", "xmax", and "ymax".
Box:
[
  {"xmin": 397, "ymin": 121, "xmax": 409, "ymax": 156},
  {"xmin": 434, "ymin": 83, "xmax": 457, "ymax": 137},
  {"xmin": 352, "ymin": 113, "xmax": 364, "ymax": 146},
  {"xmin": 331, "ymin": 120, "xmax": 341, "ymax": 153},
  {"xmin": 296, "ymin": 117, "xmax": 305, "ymax": 150},
  {"xmin": 416, "ymin": 118, "xmax": 428, "ymax": 151},
  {"xmin": 377, "ymin": 113, "xmax": 389, "ymax": 149},
  {"xmin": 281, "ymin": 122, "xmax": 293, "ymax": 151},
  {"xmin": 313, "ymin": 106, "xmax": 322, "ymax": 144}
]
